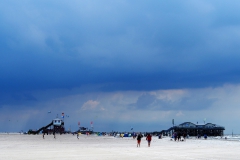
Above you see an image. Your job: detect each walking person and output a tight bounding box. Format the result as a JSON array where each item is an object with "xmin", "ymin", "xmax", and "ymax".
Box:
[
  {"xmin": 137, "ymin": 133, "xmax": 143, "ymax": 147},
  {"xmin": 174, "ymin": 132, "xmax": 177, "ymax": 141},
  {"xmin": 177, "ymin": 132, "xmax": 181, "ymax": 141},
  {"xmin": 204, "ymin": 134, "xmax": 207, "ymax": 140},
  {"xmin": 183, "ymin": 132, "xmax": 187, "ymax": 141},
  {"xmin": 146, "ymin": 134, "xmax": 152, "ymax": 147}
]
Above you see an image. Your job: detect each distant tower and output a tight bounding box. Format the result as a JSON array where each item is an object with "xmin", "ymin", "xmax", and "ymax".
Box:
[{"xmin": 52, "ymin": 118, "xmax": 65, "ymax": 134}]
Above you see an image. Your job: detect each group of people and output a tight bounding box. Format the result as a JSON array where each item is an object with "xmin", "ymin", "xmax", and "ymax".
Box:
[
  {"xmin": 42, "ymin": 131, "xmax": 56, "ymax": 139},
  {"xmin": 172, "ymin": 132, "xmax": 209, "ymax": 141},
  {"xmin": 172, "ymin": 132, "xmax": 187, "ymax": 141},
  {"xmin": 136, "ymin": 133, "xmax": 152, "ymax": 147},
  {"xmin": 199, "ymin": 134, "xmax": 208, "ymax": 139}
]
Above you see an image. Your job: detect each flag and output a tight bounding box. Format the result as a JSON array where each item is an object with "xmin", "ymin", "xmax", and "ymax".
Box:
[
  {"xmin": 62, "ymin": 112, "xmax": 64, "ymax": 118},
  {"xmin": 91, "ymin": 121, "xmax": 93, "ymax": 127},
  {"xmin": 78, "ymin": 122, "xmax": 80, "ymax": 126}
]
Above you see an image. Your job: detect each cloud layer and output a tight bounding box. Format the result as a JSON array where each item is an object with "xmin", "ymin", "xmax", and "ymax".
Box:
[
  {"xmin": 1, "ymin": 0, "xmax": 240, "ymax": 133},
  {"xmin": 1, "ymin": 84, "xmax": 240, "ymax": 133},
  {"xmin": 1, "ymin": 0, "xmax": 240, "ymax": 93}
]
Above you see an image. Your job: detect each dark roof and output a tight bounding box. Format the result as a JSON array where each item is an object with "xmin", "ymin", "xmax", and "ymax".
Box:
[{"xmin": 176, "ymin": 122, "xmax": 225, "ymax": 129}]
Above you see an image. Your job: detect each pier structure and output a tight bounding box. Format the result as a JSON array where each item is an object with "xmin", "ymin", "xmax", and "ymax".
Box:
[{"xmin": 160, "ymin": 122, "xmax": 225, "ymax": 137}]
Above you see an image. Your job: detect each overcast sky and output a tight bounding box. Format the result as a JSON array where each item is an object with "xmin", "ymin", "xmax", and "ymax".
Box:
[{"xmin": 1, "ymin": 0, "xmax": 240, "ymax": 133}]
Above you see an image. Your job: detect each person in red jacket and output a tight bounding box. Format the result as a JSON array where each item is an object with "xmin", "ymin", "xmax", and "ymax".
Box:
[{"xmin": 146, "ymin": 134, "xmax": 152, "ymax": 147}]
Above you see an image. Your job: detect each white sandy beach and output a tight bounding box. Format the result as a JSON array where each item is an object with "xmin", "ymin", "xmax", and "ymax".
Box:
[{"xmin": 0, "ymin": 134, "xmax": 239, "ymax": 160}]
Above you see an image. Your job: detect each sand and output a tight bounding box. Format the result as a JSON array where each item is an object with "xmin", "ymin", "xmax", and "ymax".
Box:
[{"xmin": 0, "ymin": 134, "xmax": 239, "ymax": 160}]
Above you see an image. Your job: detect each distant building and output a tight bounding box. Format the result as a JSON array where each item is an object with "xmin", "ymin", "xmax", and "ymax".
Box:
[
  {"xmin": 28, "ymin": 118, "xmax": 65, "ymax": 135},
  {"xmin": 161, "ymin": 122, "xmax": 225, "ymax": 136},
  {"xmin": 53, "ymin": 118, "xmax": 63, "ymax": 126}
]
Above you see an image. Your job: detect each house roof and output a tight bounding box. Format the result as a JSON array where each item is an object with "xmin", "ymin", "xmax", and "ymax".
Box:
[{"xmin": 176, "ymin": 122, "xmax": 225, "ymax": 129}]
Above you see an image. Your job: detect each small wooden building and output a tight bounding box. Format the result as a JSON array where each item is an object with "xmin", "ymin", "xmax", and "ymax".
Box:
[
  {"xmin": 51, "ymin": 118, "xmax": 65, "ymax": 134},
  {"xmin": 161, "ymin": 122, "xmax": 225, "ymax": 137}
]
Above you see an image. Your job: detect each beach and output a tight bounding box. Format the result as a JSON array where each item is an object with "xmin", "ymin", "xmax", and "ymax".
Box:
[{"xmin": 0, "ymin": 134, "xmax": 239, "ymax": 160}]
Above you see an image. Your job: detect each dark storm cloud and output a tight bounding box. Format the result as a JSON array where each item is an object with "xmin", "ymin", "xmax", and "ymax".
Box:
[
  {"xmin": 1, "ymin": 0, "xmax": 240, "ymax": 94},
  {"xmin": 130, "ymin": 93, "xmax": 156, "ymax": 110},
  {"xmin": 130, "ymin": 92, "xmax": 216, "ymax": 111},
  {"xmin": 0, "ymin": 92, "xmax": 37, "ymax": 107}
]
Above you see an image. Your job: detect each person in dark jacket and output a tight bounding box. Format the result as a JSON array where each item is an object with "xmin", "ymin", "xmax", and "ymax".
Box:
[{"xmin": 137, "ymin": 133, "xmax": 143, "ymax": 147}]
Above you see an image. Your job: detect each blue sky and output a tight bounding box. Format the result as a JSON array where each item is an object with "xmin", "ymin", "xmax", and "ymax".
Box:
[{"xmin": 1, "ymin": 0, "xmax": 240, "ymax": 133}]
